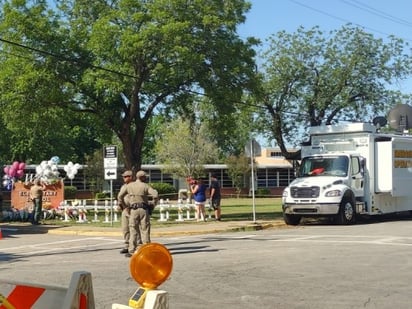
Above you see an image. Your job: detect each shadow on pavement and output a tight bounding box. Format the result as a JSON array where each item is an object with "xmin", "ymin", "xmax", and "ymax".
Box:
[{"xmin": 0, "ymin": 223, "xmax": 67, "ymax": 236}]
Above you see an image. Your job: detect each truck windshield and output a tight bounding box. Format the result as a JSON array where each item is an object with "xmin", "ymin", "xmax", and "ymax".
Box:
[{"xmin": 299, "ymin": 156, "xmax": 349, "ymax": 177}]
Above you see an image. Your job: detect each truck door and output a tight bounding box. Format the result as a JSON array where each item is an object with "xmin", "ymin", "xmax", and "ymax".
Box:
[{"xmin": 350, "ymin": 156, "xmax": 364, "ymax": 197}]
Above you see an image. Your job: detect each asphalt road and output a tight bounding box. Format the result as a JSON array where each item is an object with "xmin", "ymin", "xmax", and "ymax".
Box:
[{"xmin": 1, "ymin": 219, "xmax": 412, "ymax": 308}]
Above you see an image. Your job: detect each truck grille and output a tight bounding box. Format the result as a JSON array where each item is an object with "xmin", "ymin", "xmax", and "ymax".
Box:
[
  {"xmin": 294, "ymin": 208, "xmax": 318, "ymax": 213},
  {"xmin": 290, "ymin": 186, "xmax": 320, "ymax": 198}
]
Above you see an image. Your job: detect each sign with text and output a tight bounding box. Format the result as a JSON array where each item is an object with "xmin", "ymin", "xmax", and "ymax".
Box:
[
  {"xmin": 104, "ymin": 145, "xmax": 117, "ymax": 158},
  {"xmin": 104, "ymin": 146, "xmax": 118, "ymax": 179},
  {"xmin": 11, "ymin": 181, "xmax": 64, "ymax": 210}
]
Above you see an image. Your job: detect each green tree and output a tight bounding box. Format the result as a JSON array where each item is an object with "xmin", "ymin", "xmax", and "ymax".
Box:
[
  {"xmin": 256, "ymin": 25, "xmax": 412, "ymax": 159},
  {"xmin": 0, "ymin": 1, "xmax": 109, "ymax": 163},
  {"xmin": 225, "ymin": 154, "xmax": 250, "ymax": 198},
  {"xmin": 0, "ymin": 103, "xmax": 106, "ymax": 164},
  {"xmin": 84, "ymin": 149, "xmax": 105, "ymax": 195},
  {"xmin": 0, "ymin": 0, "xmax": 258, "ymax": 168},
  {"xmin": 155, "ymin": 118, "xmax": 218, "ymax": 180},
  {"xmin": 163, "ymin": 94, "xmax": 258, "ymax": 159},
  {"xmin": 198, "ymin": 97, "xmax": 257, "ymax": 158}
]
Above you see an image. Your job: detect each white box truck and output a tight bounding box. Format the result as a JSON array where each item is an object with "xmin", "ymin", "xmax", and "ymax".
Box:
[{"xmin": 282, "ymin": 122, "xmax": 412, "ymax": 225}]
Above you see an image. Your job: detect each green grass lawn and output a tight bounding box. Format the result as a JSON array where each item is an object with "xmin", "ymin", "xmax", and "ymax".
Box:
[
  {"xmin": 148, "ymin": 197, "xmax": 283, "ymax": 226},
  {"xmin": 21, "ymin": 197, "xmax": 284, "ymax": 227},
  {"xmin": 213, "ymin": 197, "xmax": 283, "ymax": 221}
]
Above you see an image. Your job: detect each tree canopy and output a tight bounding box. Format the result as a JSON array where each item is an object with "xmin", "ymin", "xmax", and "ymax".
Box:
[
  {"xmin": 155, "ymin": 118, "xmax": 218, "ymax": 179},
  {"xmin": 256, "ymin": 25, "xmax": 412, "ymax": 158},
  {"xmin": 0, "ymin": 0, "xmax": 258, "ymax": 168}
]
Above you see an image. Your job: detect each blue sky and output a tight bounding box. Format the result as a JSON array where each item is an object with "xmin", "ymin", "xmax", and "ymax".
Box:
[
  {"xmin": 238, "ymin": 0, "xmax": 412, "ymax": 93},
  {"xmin": 8, "ymin": 1, "xmax": 411, "ymax": 150}
]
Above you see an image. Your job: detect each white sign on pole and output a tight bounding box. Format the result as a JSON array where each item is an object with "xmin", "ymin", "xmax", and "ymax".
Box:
[
  {"xmin": 103, "ymin": 145, "xmax": 118, "ymax": 180},
  {"xmin": 103, "ymin": 145, "xmax": 118, "ymax": 226},
  {"xmin": 244, "ymin": 138, "xmax": 262, "ymax": 157},
  {"xmin": 104, "ymin": 168, "xmax": 117, "ymax": 180},
  {"xmin": 104, "ymin": 158, "xmax": 117, "ymax": 169},
  {"xmin": 244, "ymin": 138, "xmax": 261, "ymax": 223}
]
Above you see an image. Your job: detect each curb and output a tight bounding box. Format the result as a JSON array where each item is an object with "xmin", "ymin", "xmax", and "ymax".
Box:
[
  {"xmin": 1, "ymin": 220, "xmax": 286, "ymax": 237},
  {"xmin": 46, "ymin": 221, "xmax": 285, "ymax": 237}
]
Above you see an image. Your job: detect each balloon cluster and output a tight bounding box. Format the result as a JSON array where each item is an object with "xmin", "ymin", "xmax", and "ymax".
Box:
[
  {"xmin": 4, "ymin": 161, "xmax": 26, "ymax": 179},
  {"xmin": 35, "ymin": 157, "xmax": 61, "ymax": 184},
  {"xmin": 2, "ymin": 156, "xmax": 82, "ymax": 188},
  {"xmin": 3, "ymin": 161, "xmax": 26, "ymax": 189},
  {"xmin": 64, "ymin": 161, "xmax": 81, "ymax": 180}
]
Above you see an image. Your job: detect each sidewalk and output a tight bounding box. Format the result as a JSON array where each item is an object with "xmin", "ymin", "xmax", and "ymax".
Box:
[{"xmin": 0, "ymin": 219, "xmax": 286, "ymax": 237}]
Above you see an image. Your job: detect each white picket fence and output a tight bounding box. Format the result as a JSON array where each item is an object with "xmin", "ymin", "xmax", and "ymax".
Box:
[
  {"xmin": 156, "ymin": 198, "xmax": 213, "ymax": 222},
  {"xmin": 1, "ymin": 198, "xmax": 214, "ymax": 223}
]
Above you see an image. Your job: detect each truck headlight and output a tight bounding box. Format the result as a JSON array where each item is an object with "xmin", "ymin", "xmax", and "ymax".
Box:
[
  {"xmin": 325, "ymin": 190, "xmax": 342, "ymax": 197},
  {"xmin": 282, "ymin": 191, "xmax": 288, "ymax": 197}
]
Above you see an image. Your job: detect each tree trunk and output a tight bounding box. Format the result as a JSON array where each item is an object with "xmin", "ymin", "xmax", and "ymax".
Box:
[{"xmin": 118, "ymin": 123, "xmax": 145, "ymax": 173}]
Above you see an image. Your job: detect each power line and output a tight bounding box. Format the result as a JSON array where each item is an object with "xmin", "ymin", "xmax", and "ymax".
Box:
[
  {"xmin": 0, "ymin": 36, "xmax": 209, "ymax": 99},
  {"xmin": 0, "ymin": 37, "xmax": 137, "ymax": 79},
  {"xmin": 288, "ymin": 0, "xmax": 412, "ymax": 43},
  {"xmin": 341, "ymin": 0, "xmax": 412, "ymax": 28},
  {"xmin": 0, "ymin": 36, "xmax": 268, "ymax": 112}
]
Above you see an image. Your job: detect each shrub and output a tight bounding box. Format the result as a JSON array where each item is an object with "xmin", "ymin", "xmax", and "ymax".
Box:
[
  {"xmin": 255, "ymin": 188, "xmax": 271, "ymax": 197},
  {"xmin": 150, "ymin": 183, "xmax": 177, "ymax": 199},
  {"xmin": 64, "ymin": 186, "xmax": 77, "ymax": 200},
  {"xmin": 95, "ymin": 192, "xmax": 110, "ymax": 200}
]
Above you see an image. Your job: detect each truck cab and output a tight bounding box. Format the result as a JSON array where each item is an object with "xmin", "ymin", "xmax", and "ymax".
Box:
[
  {"xmin": 282, "ymin": 153, "xmax": 365, "ymax": 225},
  {"xmin": 282, "ymin": 120, "xmax": 412, "ymax": 225}
]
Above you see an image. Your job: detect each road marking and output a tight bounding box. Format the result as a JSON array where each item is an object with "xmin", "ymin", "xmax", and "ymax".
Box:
[
  {"xmin": 0, "ymin": 237, "xmax": 123, "ymax": 256},
  {"xmin": 189, "ymin": 233, "xmax": 412, "ymax": 247},
  {"xmin": 265, "ymin": 234, "xmax": 412, "ymax": 246}
]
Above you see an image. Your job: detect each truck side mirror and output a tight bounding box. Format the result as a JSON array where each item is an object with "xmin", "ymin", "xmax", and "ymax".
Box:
[{"xmin": 360, "ymin": 158, "xmax": 366, "ymax": 174}]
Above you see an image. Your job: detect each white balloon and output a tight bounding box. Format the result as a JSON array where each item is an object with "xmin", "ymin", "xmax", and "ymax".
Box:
[{"xmin": 36, "ymin": 166, "xmax": 43, "ymax": 174}]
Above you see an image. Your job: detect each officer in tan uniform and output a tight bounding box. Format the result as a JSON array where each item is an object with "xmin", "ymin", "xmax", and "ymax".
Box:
[
  {"xmin": 30, "ymin": 179, "xmax": 46, "ymax": 225},
  {"xmin": 117, "ymin": 170, "xmax": 133, "ymax": 254},
  {"xmin": 118, "ymin": 170, "xmax": 158, "ymax": 257}
]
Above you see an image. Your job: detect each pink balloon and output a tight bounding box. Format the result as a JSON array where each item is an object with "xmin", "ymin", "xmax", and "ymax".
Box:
[
  {"xmin": 8, "ymin": 167, "xmax": 16, "ymax": 177},
  {"xmin": 12, "ymin": 161, "xmax": 19, "ymax": 169},
  {"xmin": 3, "ymin": 166, "xmax": 9, "ymax": 174},
  {"xmin": 18, "ymin": 162, "xmax": 26, "ymax": 170},
  {"xmin": 16, "ymin": 169, "xmax": 24, "ymax": 178}
]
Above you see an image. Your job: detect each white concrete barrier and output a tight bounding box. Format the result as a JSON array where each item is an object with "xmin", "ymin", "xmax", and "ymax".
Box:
[{"xmin": 0, "ymin": 271, "xmax": 95, "ymax": 309}]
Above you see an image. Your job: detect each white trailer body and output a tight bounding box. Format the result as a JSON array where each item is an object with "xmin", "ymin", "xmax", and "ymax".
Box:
[{"xmin": 282, "ymin": 123, "xmax": 412, "ymax": 225}]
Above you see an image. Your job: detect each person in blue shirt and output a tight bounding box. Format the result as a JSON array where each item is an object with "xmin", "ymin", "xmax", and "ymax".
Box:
[{"xmin": 190, "ymin": 178, "xmax": 207, "ymax": 221}]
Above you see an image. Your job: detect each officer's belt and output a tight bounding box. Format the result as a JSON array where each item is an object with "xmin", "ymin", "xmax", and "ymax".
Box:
[{"xmin": 130, "ymin": 203, "xmax": 147, "ymax": 210}]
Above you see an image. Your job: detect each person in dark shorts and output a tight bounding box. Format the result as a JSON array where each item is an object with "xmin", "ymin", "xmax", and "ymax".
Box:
[{"xmin": 210, "ymin": 174, "xmax": 221, "ymax": 221}]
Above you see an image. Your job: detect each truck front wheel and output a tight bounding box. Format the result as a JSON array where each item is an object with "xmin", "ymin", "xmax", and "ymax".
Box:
[
  {"xmin": 283, "ymin": 213, "xmax": 301, "ymax": 225},
  {"xmin": 336, "ymin": 197, "xmax": 355, "ymax": 225}
]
